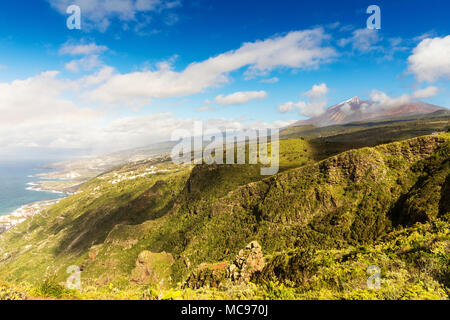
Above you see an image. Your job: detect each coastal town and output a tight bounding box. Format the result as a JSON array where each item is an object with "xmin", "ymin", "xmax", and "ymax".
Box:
[
  {"xmin": 0, "ymin": 200, "xmax": 61, "ymax": 234},
  {"xmin": 0, "ymin": 153, "xmax": 174, "ymax": 236}
]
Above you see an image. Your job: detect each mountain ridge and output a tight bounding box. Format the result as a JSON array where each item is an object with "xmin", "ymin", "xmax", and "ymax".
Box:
[
  {"xmin": 0, "ymin": 119, "xmax": 449, "ymax": 300},
  {"xmin": 290, "ymin": 96, "xmax": 446, "ymax": 127}
]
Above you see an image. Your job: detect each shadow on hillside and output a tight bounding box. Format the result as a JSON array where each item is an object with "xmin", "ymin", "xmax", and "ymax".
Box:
[
  {"xmin": 438, "ymin": 174, "xmax": 450, "ymax": 216},
  {"xmin": 52, "ymin": 163, "xmax": 265, "ymax": 257},
  {"xmin": 52, "ymin": 179, "xmax": 181, "ymax": 256},
  {"xmin": 307, "ymin": 120, "xmax": 449, "ymax": 161},
  {"xmin": 388, "ymin": 166, "xmax": 449, "ymax": 227}
]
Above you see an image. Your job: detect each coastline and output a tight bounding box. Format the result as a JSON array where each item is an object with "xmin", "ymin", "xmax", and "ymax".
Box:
[
  {"xmin": 0, "ymin": 165, "xmax": 76, "ymax": 235},
  {"xmin": 0, "ymin": 158, "xmax": 104, "ymax": 235},
  {"xmin": 26, "ymin": 181, "xmax": 72, "ymax": 195},
  {"xmin": 0, "ymin": 199, "xmax": 63, "ymax": 234},
  {"xmin": 26, "ymin": 166, "xmax": 88, "ymax": 195}
]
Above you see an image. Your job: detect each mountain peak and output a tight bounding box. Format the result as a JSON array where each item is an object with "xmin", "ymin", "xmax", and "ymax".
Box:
[
  {"xmin": 290, "ymin": 98, "xmax": 445, "ymax": 127},
  {"xmin": 345, "ymin": 96, "xmax": 362, "ymax": 104}
]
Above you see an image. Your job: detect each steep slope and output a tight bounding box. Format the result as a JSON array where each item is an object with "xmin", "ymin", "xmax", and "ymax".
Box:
[
  {"xmin": 0, "ymin": 134, "xmax": 448, "ymax": 295},
  {"xmin": 252, "ymin": 217, "xmax": 449, "ymax": 299},
  {"xmin": 290, "ymin": 97, "xmax": 445, "ymax": 127},
  {"xmin": 179, "ymin": 134, "xmax": 449, "ymax": 268},
  {"xmin": 389, "ymin": 141, "xmax": 450, "ymax": 226}
]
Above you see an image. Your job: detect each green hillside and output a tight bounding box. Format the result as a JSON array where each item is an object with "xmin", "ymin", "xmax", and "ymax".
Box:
[{"xmin": 0, "ymin": 132, "xmax": 449, "ymax": 300}]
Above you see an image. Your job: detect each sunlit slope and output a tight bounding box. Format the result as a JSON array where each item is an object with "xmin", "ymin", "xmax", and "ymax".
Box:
[
  {"xmin": 0, "ymin": 137, "xmax": 315, "ymax": 283},
  {"xmin": 179, "ymin": 134, "xmax": 449, "ymax": 267},
  {"xmin": 0, "ymin": 134, "xmax": 448, "ymax": 291}
]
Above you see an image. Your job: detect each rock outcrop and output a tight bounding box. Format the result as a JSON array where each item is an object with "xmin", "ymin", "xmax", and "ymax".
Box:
[
  {"xmin": 130, "ymin": 251, "xmax": 174, "ymax": 287},
  {"xmin": 226, "ymin": 241, "xmax": 265, "ymax": 284},
  {"xmin": 184, "ymin": 263, "xmax": 228, "ymax": 289},
  {"xmin": 185, "ymin": 241, "xmax": 265, "ymax": 289}
]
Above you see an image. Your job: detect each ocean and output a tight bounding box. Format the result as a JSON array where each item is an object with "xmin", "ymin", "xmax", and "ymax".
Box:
[{"xmin": 0, "ymin": 160, "xmax": 66, "ymax": 216}]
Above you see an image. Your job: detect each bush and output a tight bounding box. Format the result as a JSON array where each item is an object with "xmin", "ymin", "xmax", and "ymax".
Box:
[
  {"xmin": 32, "ymin": 275, "xmax": 77, "ymax": 299},
  {"xmin": 0, "ymin": 283, "xmax": 26, "ymax": 300},
  {"xmin": 260, "ymin": 281, "xmax": 297, "ymax": 300}
]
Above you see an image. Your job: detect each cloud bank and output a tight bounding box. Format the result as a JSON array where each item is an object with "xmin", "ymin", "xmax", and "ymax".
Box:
[
  {"xmin": 278, "ymin": 83, "xmax": 329, "ymax": 117},
  {"xmin": 408, "ymin": 36, "xmax": 450, "ymax": 82},
  {"xmin": 209, "ymin": 91, "xmax": 267, "ymax": 106},
  {"xmin": 84, "ymin": 28, "xmax": 336, "ymax": 106}
]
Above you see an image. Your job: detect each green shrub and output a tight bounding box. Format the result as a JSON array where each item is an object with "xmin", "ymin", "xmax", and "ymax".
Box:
[
  {"xmin": 32, "ymin": 275, "xmax": 77, "ymax": 299},
  {"xmin": 0, "ymin": 283, "xmax": 26, "ymax": 300}
]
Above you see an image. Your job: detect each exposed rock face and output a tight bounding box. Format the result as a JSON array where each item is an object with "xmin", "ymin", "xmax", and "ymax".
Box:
[
  {"xmin": 88, "ymin": 245, "xmax": 102, "ymax": 261},
  {"xmin": 130, "ymin": 251, "xmax": 174, "ymax": 287},
  {"xmin": 184, "ymin": 241, "xmax": 265, "ymax": 289},
  {"xmin": 226, "ymin": 241, "xmax": 265, "ymax": 284}
]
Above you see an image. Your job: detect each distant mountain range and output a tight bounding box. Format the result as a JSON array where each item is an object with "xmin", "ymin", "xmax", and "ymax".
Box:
[{"xmin": 290, "ymin": 96, "xmax": 446, "ymax": 127}]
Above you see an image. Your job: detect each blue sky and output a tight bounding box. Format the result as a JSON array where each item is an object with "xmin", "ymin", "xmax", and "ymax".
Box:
[{"xmin": 0, "ymin": 0, "xmax": 449, "ymax": 158}]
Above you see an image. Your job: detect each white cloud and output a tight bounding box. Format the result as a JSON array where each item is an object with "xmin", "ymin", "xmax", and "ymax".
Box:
[
  {"xmin": 298, "ymin": 100, "xmax": 328, "ymax": 117},
  {"xmin": 413, "ymin": 31, "xmax": 437, "ymax": 42},
  {"xmin": 197, "ymin": 105, "xmax": 216, "ymax": 112},
  {"xmin": 0, "ymin": 71, "xmax": 102, "ymax": 152},
  {"xmin": 278, "ymin": 102, "xmax": 295, "ymax": 113},
  {"xmin": 209, "ymin": 91, "xmax": 267, "ymax": 106},
  {"xmin": 48, "ymin": 0, "xmax": 181, "ymax": 31},
  {"xmin": 326, "ymin": 22, "xmax": 341, "ymax": 30},
  {"xmin": 72, "ymin": 66, "xmax": 116, "ymax": 89},
  {"xmin": 278, "ymin": 83, "xmax": 329, "ymax": 117},
  {"xmin": 339, "ymin": 25, "xmax": 354, "ymax": 33},
  {"xmin": 339, "ymin": 28, "xmax": 382, "ymax": 52},
  {"xmin": 408, "ymin": 35, "xmax": 450, "ymax": 82},
  {"xmin": 0, "ymin": 70, "xmax": 290, "ymax": 154},
  {"xmin": 0, "ymin": 28, "xmax": 338, "ymax": 155},
  {"xmin": 0, "ymin": 110, "xmax": 293, "ymax": 155},
  {"xmin": 305, "ymin": 83, "xmax": 329, "ymax": 99},
  {"xmin": 340, "ymin": 102, "xmax": 352, "ymax": 115},
  {"xmin": 0, "ymin": 70, "xmax": 109, "ymax": 153},
  {"xmin": 0, "ymin": 71, "xmax": 97, "ymax": 126},
  {"xmin": 59, "ymin": 42, "xmax": 108, "ymax": 73},
  {"xmin": 59, "ymin": 42, "xmax": 108, "ymax": 55},
  {"xmin": 370, "ymin": 90, "xmax": 411, "ymax": 110},
  {"xmin": 412, "ymin": 86, "xmax": 439, "ymax": 99},
  {"xmin": 84, "ymin": 28, "xmax": 336, "ymax": 107},
  {"xmin": 260, "ymin": 77, "xmax": 279, "ymax": 83},
  {"xmin": 65, "ymin": 55, "xmax": 102, "ymax": 72},
  {"xmin": 366, "ymin": 87, "xmax": 441, "ymax": 114}
]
